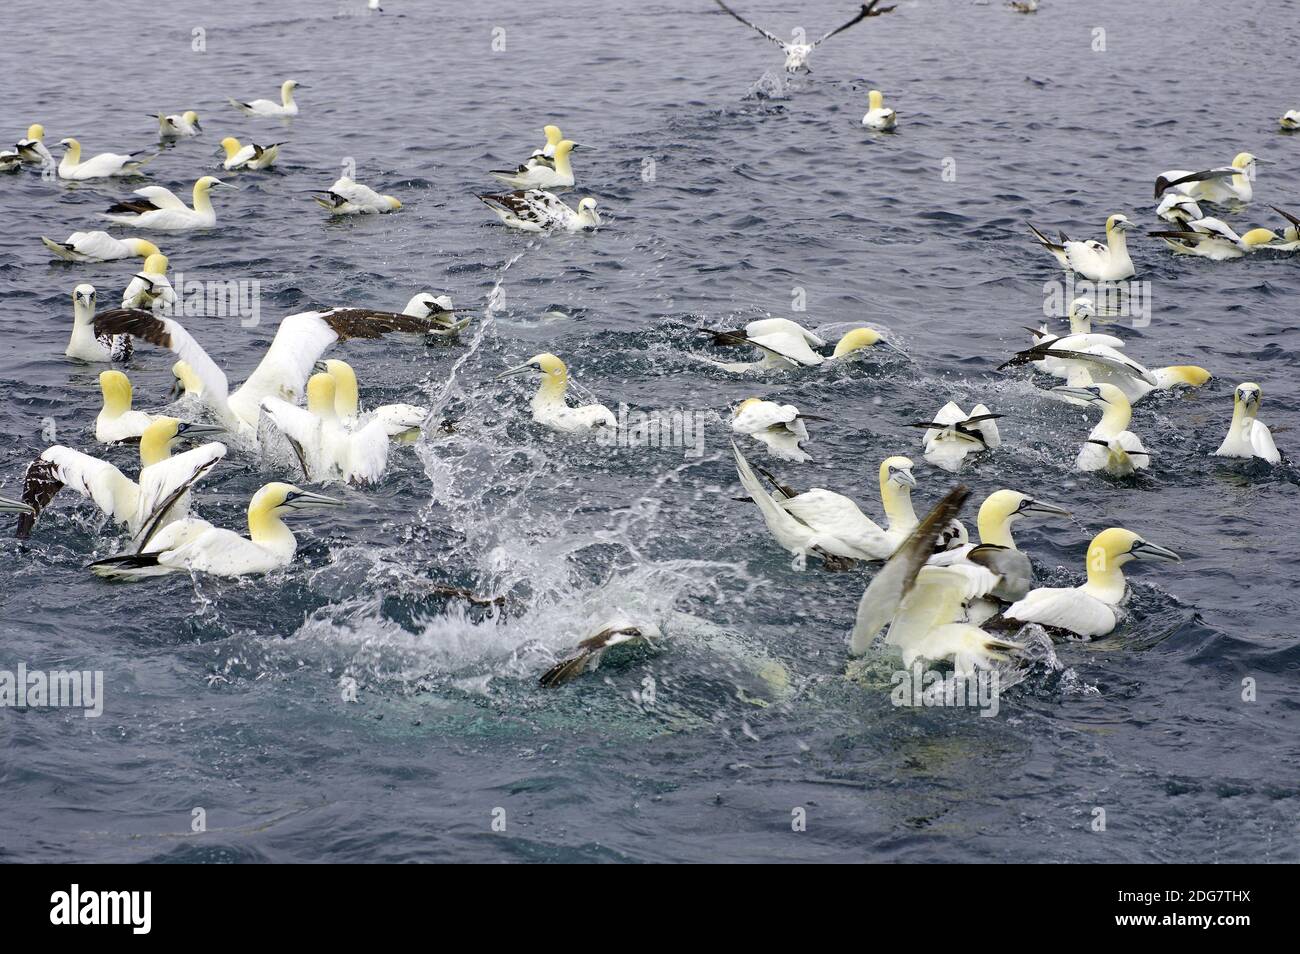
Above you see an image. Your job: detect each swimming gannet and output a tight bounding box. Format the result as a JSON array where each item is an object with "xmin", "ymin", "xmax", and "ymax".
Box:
[
  {"xmin": 399, "ymin": 292, "xmax": 470, "ymax": 337},
  {"xmin": 861, "ymin": 89, "xmax": 896, "ymax": 130},
  {"xmin": 0, "ymin": 149, "xmax": 18, "ymax": 173},
  {"xmin": 94, "ymin": 306, "xmax": 440, "ymax": 442},
  {"xmin": 156, "ymin": 111, "xmax": 201, "ymax": 139},
  {"xmin": 1233, "ymin": 206, "xmax": 1300, "ymax": 253},
  {"xmin": 489, "ymin": 139, "xmax": 577, "ymax": 189},
  {"xmin": 65, "ymin": 284, "xmax": 131, "ymax": 363},
  {"xmin": 41, "ymin": 231, "xmax": 159, "ymax": 263},
  {"xmin": 496, "ymin": 353, "xmax": 616, "ymax": 434},
  {"xmin": 1150, "ymin": 216, "xmax": 1277, "ymax": 260},
  {"xmin": 1054, "ymin": 383, "xmax": 1149, "ymax": 475},
  {"xmin": 14, "ymin": 124, "xmax": 53, "ymax": 165},
  {"xmin": 1155, "ymin": 193, "xmax": 1202, "ymax": 224},
  {"xmin": 1003, "ymin": 528, "xmax": 1180, "ymax": 640},
  {"xmin": 318, "ymin": 359, "xmax": 427, "ymax": 436},
  {"xmin": 121, "ymin": 253, "xmax": 177, "ymax": 310},
  {"xmin": 701, "ymin": 321, "xmax": 900, "ymax": 371},
  {"xmin": 1027, "ymin": 214, "xmax": 1137, "ymax": 281},
  {"xmin": 755, "ymin": 455, "xmax": 920, "ymax": 564},
  {"xmin": 1008, "ymin": 0, "xmax": 1039, "ymax": 12},
  {"xmin": 478, "ymin": 190, "xmax": 599, "ymax": 232},
  {"xmin": 712, "ymin": 0, "xmax": 896, "ymax": 73},
  {"xmin": 529, "ymin": 125, "xmax": 564, "ymax": 161},
  {"xmin": 1155, "ymin": 152, "xmax": 1269, "ymax": 206},
  {"xmin": 260, "ymin": 373, "xmax": 391, "ymax": 484},
  {"xmin": 229, "ymin": 80, "xmax": 302, "ymax": 117},
  {"xmin": 90, "ymin": 482, "xmax": 341, "ymax": 580},
  {"xmin": 100, "ymin": 176, "xmax": 234, "ymax": 230},
  {"xmin": 1027, "ymin": 298, "xmax": 1126, "ymax": 378},
  {"xmin": 96, "ymin": 370, "xmax": 162, "ymax": 443},
  {"xmin": 57, "ymin": 138, "xmax": 152, "ymax": 180},
  {"xmin": 311, "ymin": 177, "xmax": 401, "ymax": 214},
  {"xmin": 913, "ymin": 401, "xmax": 1001, "ymax": 472},
  {"xmin": 220, "ymin": 136, "xmax": 282, "ymax": 171},
  {"xmin": 730, "ymin": 398, "xmax": 814, "ymax": 462},
  {"xmin": 1282, "ymin": 110, "xmax": 1300, "ymax": 131},
  {"xmin": 539, "ymin": 615, "xmax": 661, "ymax": 687},
  {"xmin": 1003, "ymin": 339, "xmax": 1209, "ymax": 405},
  {"xmin": 17, "ymin": 417, "xmax": 225, "ymax": 549},
  {"xmin": 1214, "ymin": 383, "xmax": 1280, "ymax": 464}
]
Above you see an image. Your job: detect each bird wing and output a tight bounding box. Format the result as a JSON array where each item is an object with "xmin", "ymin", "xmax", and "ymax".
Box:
[
  {"xmin": 1248, "ymin": 419, "xmax": 1281, "ymax": 464},
  {"xmin": 18, "ymin": 446, "xmax": 136, "ymax": 537},
  {"xmin": 746, "ymin": 331, "xmax": 823, "ymax": 366},
  {"xmin": 66, "ymin": 231, "xmax": 121, "ymax": 258},
  {"xmin": 732, "ymin": 401, "xmax": 799, "ymax": 434},
  {"xmin": 132, "ymin": 185, "xmax": 187, "ymax": 210},
  {"xmin": 887, "ymin": 565, "xmax": 974, "ymax": 650},
  {"xmin": 733, "ymin": 441, "xmax": 815, "ymax": 554},
  {"xmin": 539, "ymin": 625, "xmax": 647, "ymax": 688},
  {"xmin": 1155, "ymin": 166, "xmax": 1240, "ymax": 198},
  {"xmin": 370, "ymin": 403, "xmax": 427, "ymax": 435},
  {"xmin": 1003, "ymin": 586, "xmax": 1114, "ymax": 638},
  {"xmin": 259, "ymin": 397, "xmax": 322, "ymax": 478},
  {"xmin": 967, "ymin": 544, "xmax": 1032, "ymax": 601},
  {"xmin": 712, "ymin": 0, "xmax": 786, "ymax": 47},
  {"xmin": 344, "ymin": 420, "xmax": 390, "ymax": 484},
  {"xmin": 132, "ymin": 443, "xmax": 226, "ymax": 550},
  {"xmin": 92, "ymin": 309, "xmax": 232, "ymax": 411},
  {"xmin": 850, "ymin": 485, "xmax": 971, "ymax": 654},
  {"xmin": 814, "ymin": 0, "xmax": 895, "ymax": 46},
  {"xmin": 779, "ymin": 489, "xmax": 890, "ymax": 554}
]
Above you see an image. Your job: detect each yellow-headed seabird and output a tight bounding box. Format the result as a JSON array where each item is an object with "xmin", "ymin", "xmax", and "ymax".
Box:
[
  {"xmin": 57, "ymin": 138, "xmax": 153, "ymax": 180},
  {"xmin": 1054, "ymin": 383, "xmax": 1149, "ymax": 475},
  {"xmin": 730, "ymin": 398, "xmax": 814, "ymax": 462},
  {"xmin": 1003, "ymin": 337, "xmax": 1210, "ymax": 405},
  {"xmin": 496, "ymin": 353, "xmax": 616, "ymax": 433},
  {"xmin": 861, "ymin": 90, "xmax": 896, "ymax": 130},
  {"xmin": 220, "ymin": 136, "xmax": 282, "ymax": 171},
  {"xmin": 1150, "ymin": 216, "xmax": 1278, "ymax": 260},
  {"xmin": 15, "ymin": 124, "xmax": 54, "ymax": 165},
  {"xmin": 1003, "ymin": 528, "xmax": 1180, "ymax": 640},
  {"xmin": 478, "ymin": 190, "xmax": 599, "ymax": 232},
  {"xmin": 490, "ymin": 139, "xmax": 577, "ymax": 190},
  {"xmin": 1214, "ymin": 383, "xmax": 1280, "ymax": 464},
  {"xmin": 260, "ymin": 372, "xmax": 392, "ymax": 485},
  {"xmin": 1027, "ymin": 215, "xmax": 1138, "ymax": 281},
  {"xmin": 41, "ymin": 231, "xmax": 159, "ymax": 263},
  {"xmin": 1155, "ymin": 152, "xmax": 1269, "ymax": 207},
  {"xmin": 229, "ymin": 80, "xmax": 302, "ymax": 117},
  {"xmin": 1282, "ymin": 110, "xmax": 1300, "ymax": 131},
  {"xmin": 311, "ymin": 177, "xmax": 401, "ymax": 214},
  {"xmin": 156, "ymin": 111, "xmax": 202, "ymax": 139},
  {"xmin": 90, "ymin": 482, "xmax": 341, "ymax": 580},
  {"xmin": 318, "ymin": 359, "xmax": 427, "ymax": 436},
  {"xmin": 711, "ymin": 0, "xmax": 896, "ymax": 73},
  {"xmin": 96, "ymin": 370, "xmax": 162, "ymax": 443},
  {"xmin": 121, "ymin": 253, "xmax": 176, "ymax": 310},
  {"xmin": 699, "ymin": 320, "xmax": 900, "ymax": 372},
  {"xmin": 100, "ymin": 177, "xmax": 234, "ymax": 230},
  {"xmin": 913, "ymin": 401, "xmax": 1001, "ymax": 472},
  {"xmin": 65, "ymin": 284, "xmax": 132, "ymax": 363}
]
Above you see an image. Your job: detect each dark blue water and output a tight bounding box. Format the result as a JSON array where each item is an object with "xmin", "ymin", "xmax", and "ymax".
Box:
[{"xmin": 1, "ymin": 0, "xmax": 1298, "ymax": 862}]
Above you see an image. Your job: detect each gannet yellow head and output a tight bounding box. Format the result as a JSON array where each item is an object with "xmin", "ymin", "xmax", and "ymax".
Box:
[
  {"xmin": 306, "ymin": 372, "xmax": 338, "ymax": 417},
  {"xmin": 142, "ymin": 253, "xmax": 168, "ymax": 275},
  {"xmin": 195, "ymin": 175, "xmax": 224, "ymax": 196},
  {"xmin": 99, "ymin": 370, "xmax": 133, "ymax": 416},
  {"xmin": 281, "ymin": 79, "xmax": 300, "ymax": 101},
  {"xmin": 1240, "ymin": 227, "xmax": 1279, "ymax": 247},
  {"xmin": 1162, "ymin": 366, "xmax": 1211, "ymax": 388},
  {"xmin": 384, "ymin": 195, "xmax": 402, "ymax": 210},
  {"xmin": 321, "ymin": 359, "xmax": 359, "ymax": 417},
  {"xmin": 1105, "ymin": 213, "xmax": 1137, "ymax": 234},
  {"xmin": 72, "ymin": 283, "xmax": 96, "ymax": 320},
  {"xmin": 554, "ymin": 140, "xmax": 576, "ymax": 160},
  {"xmin": 1234, "ymin": 382, "xmax": 1263, "ymax": 415},
  {"xmin": 59, "ymin": 138, "xmax": 81, "ymax": 160},
  {"xmin": 732, "ymin": 397, "xmax": 763, "ymax": 418},
  {"xmin": 1087, "ymin": 527, "xmax": 1180, "ymax": 580},
  {"xmin": 977, "ymin": 489, "xmax": 1070, "ymax": 548},
  {"xmin": 26, "ymin": 124, "xmax": 44, "ymax": 141},
  {"xmin": 220, "ymin": 136, "xmax": 243, "ymax": 159},
  {"xmin": 832, "ymin": 327, "xmax": 888, "ymax": 358},
  {"xmin": 182, "ymin": 110, "xmax": 201, "ymax": 128},
  {"xmin": 170, "ymin": 360, "xmax": 203, "ymax": 399},
  {"xmin": 879, "ymin": 455, "xmax": 916, "ymax": 489},
  {"xmin": 126, "ymin": 238, "xmax": 161, "ymax": 258},
  {"xmin": 868, "ymin": 90, "xmax": 885, "ymax": 110},
  {"xmin": 543, "ymin": 125, "xmax": 562, "ymax": 146},
  {"xmin": 248, "ymin": 482, "xmax": 343, "ymax": 537},
  {"xmin": 497, "ymin": 353, "xmax": 569, "ymax": 395},
  {"xmin": 1232, "ymin": 152, "xmax": 1259, "ymax": 170},
  {"xmin": 139, "ymin": 416, "xmax": 223, "ymax": 466}
]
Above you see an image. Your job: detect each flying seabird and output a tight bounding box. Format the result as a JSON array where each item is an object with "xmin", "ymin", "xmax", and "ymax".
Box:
[
  {"xmin": 229, "ymin": 80, "xmax": 302, "ymax": 117},
  {"xmin": 1027, "ymin": 214, "xmax": 1138, "ymax": 281},
  {"xmin": 711, "ymin": 0, "xmax": 896, "ymax": 73},
  {"xmin": 100, "ymin": 176, "xmax": 235, "ymax": 230},
  {"xmin": 478, "ymin": 190, "xmax": 600, "ymax": 232},
  {"xmin": 1214, "ymin": 383, "xmax": 1280, "ymax": 464}
]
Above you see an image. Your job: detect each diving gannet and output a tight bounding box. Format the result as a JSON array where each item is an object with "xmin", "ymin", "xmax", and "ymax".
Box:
[
  {"xmin": 100, "ymin": 176, "xmax": 233, "ymax": 230},
  {"xmin": 96, "ymin": 370, "xmax": 162, "ymax": 443},
  {"xmin": 220, "ymin": 136, "xmax": 282, "ymax": 171},
  {"xmin": 712, "ymin": 0, "xmax": 896, "ymax": 73},
  {"xmin": 912, "ymin": 401, "xmax": 1001, "ymax": 472},
  {"xmin": 89, "ymin": 482, "xmax": 341, "ymax": 580},
  {"xmin": 478, "ymin": 190, "xmax": 599, "ymax": 232},
  {"xmin": 1002, "ymin": 528, "xmax": 1180, "ymax": 640},
  {"xmin": 861, "ymin": 90, "xmax": 896, "ymax": 130},
  {"xmin": 730, "ymin": 398, "xmax": 814, "ymax": 462},
  {"xmin": 14, "ymin": 124, "xmax": 53, "ymax": 165},
  {"xmin": 156, "ymin": 111, "xmax": 201, "ymax": 139},
  {"xmin": 318, "ymin": 359, "xmax": 427, "ymax": 436},
  {"xmin": 539, "ymin": 614, "xmax": 662, "ymax": 687},
  {"xmin": 1155, "ymin": 153, "xmax": 1269, "ymax": 206},
  {"xmin": 1054, "ymin": 383, "xmax": 1149, "ymax": 475},
  {"xmin": 94, "ymin": 306, "xmax": 442, "ymax": 442},
  {"xmin": 489, "ymin": 139, "xmax": 577, "ymax": 189},
  {"xmin": 260, "ymin": 373, "xmax": 391, "ymax": 484},
  {"xmin": 311, "ymin": 177, "xmax": 401, "ymax": 214},
  {"xmin": 121, "ymin": 253, "xmax": 177, "ymax": 310},
  {"xmin": 1155, "ymin": 193, "xmax": 1202, "ymax": 224},
  {"xmin": 57, "ymin": 138, "xmax": 152, "ymax": 180},
  {"xmin": 17, "ymin": 417, "xmax": 225, "ymax": 549},
  {"xmin": 41, "ymin": 231, "xmax": 159, "ymax": 263},
  {"xmin": 65, "ymin": 284, "xmax": 132, "ymax": 363},
  {"xmin": 1214, "ymin": 383, "xmax": 1280, "ymax": 464},
  {"xmin": 1002, "ymin": 339, "xmax": 1209, "ymax": 405},
  {"xmin": 496, "ymin": 353, "xmax": 616, "ymax": 433},
  {"xmin": 229, "ymin": 80, "xmax": 302, "ymax": 117},
  {"xmin": 700, "ymin": 321, "xmax": 900, "ymax": 372},
  {"xmin": 1282, "ymin": 110, "xmax": 1300, "ymax": 131},
  {"xmin": 1027, "ymin": 215, "xmax": 1137, "ymax": 281}
]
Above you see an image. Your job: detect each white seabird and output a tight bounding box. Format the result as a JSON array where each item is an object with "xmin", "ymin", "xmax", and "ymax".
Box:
[
  {"xmin": 17, "ymin": 417, "xmax": 225, "ymax": 550},
  {"xmin": 1027, "ymin": 214, "xmax": 1138, "ymax": 281},
  {"xmin": 1003, "ymin": 337, "xmax": 1210, "ymax": 405},
  {"xmin": 318, "ymin": 359, "xmax": 427, "ymax": 436},
  {"xmin": 495, "ymin": 353, "xmax": 616, "ymax": 434},
  {"xmin": 698, "ymin": 321, "xmax": 901, "ymax": 372},
  {"xmin": 478, "ymin": 190, "xmax": 599, "ymax": 232},
  {"xmin": 861, "ymin": 89, "xmax": 896, "ymax": 130},
  {"xmin": 489, "ymin": 139, "xmax": 577, "ymax": 189},
  {"xmin": 96, "ymin": 370, "xmax": 162, "ymax": 443},
  {"xmin": 220, "ymin": 136, "xmax": 282, "ymax": 171},
  {"xmin": 100, "ymin": 176, "xmax": 234, "ymax": 230},
  {"xmin": 260, "ymin": 372, "xmax": 391, "ymax": 485},
  {"xmin": 1054, "ymin": 383, "xmax": 1149, "ymax": 476},
  {"xmin": 156, "ymin": 110, "xmax": 201, "ymax": 139},
  {"xmin": 89, "ymin": 482, "xmax": 342, "ymax": 580},
  {"xmin": 1154, "ymin": 152, "xmax": 1269, "ymax": 207},
  {"xmin": 311, "ymin": 176, "xmax": 401, "ymax": 214},
  {"xmin": 41, "ymin": 231, "xmax": 159, "ymax": 263},
  {"xmin": 1003, "ymin": 528, "xmax": 1180, "ymax": 640},
  {"xmin": 14, "ymin": 124, "xmax": 54, "ymax": 165},
  {"xmin": 57, "ymin": 138, "xmax": 152, "ymax": 180},
  {"xmin": 712, "ymin": 0, "xmax": 896, "ymax": 73},
  {"xmin": 913, "ymin": 401, "xmax": 1001, "ymax": 472},
  {"xmin": 1214, "ymin": 383, "xmax": 1280, "ymax": 464},
  {"xmin": 121, "ymin": 253, "xmax": 177, "ymax": 310},
  {"xmin": 229, "ymin": 80, "xmax": 302, "ymax": 118},
  {"xmin": 65, "ymin": 284, "xmax": 132, "ymax": 363},
  {"xmin": 1155, "ymin": 192, "xmax": 1202, "ymax": 224},
  {"xmin": 730, "ymin": 398, "xmax": 814, "ymax": 462},
  {"xmin": 1282, "ymin": 110, "xmax": 1300, "ymax": 131},
  {"xmin": 1150, "ymin": 216, "xmax": 1276, "ymax": 260}
]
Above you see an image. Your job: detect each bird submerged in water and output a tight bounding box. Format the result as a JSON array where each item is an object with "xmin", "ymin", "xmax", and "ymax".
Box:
[
  {"xmin": 489, "ymin": 138, "xmax": 578, "ymax": 189},
  {"xmin": 100, "ymin": 176, "xmax": 234, "ymax": 230},
  {"xmin": 41, "ymin": 231, "xmax": 159, "ymax": 264},
  {"xmin": 478, "ymin": 190, "xmax": 600, "ymax": 232},
  {"xmin": 730, "ymin": 398, "xmax": 815, "ymax": 462},
  {"xmin": 57, "ymin": 138, "xmax": 153, "ymax": 180},
  {"xmin": 90, "ymin": 482, "xmax": 341, "ymax": 580},
  {"xmin": 496, "ymin": 353, "xmax": 616, "ymax": 433},
  {"xmin": 1154, "ymin": 152, "xmax": 1269, "ymax": 207},
  {"xmin": 1002, "ymin": 336, "xmax": 1210, "ymax": 405},
  {"xmin": 1002, "ymin": 528, "xmax": 1181, "ymax": 640},
  {"xmin": 912, "ymin": 401, "xmax": 1001, "ymax": 472},
  {"xmin": 65, "ymin": 284, "xmax": 132, "ymax": 363},
  {"xmin": 220, "ymin": 136, "xmax": 283, "ymax": 171},
  {"xmin": 711, "ymin": 0, "xmax": 896, "ymax": 73},
  {"xmin": 1150, "ymin": 216, "xmax": 1278, "ymax": 260},
  {"xmin": 156, "ymin": 110, "xmax": 201, "ymax": 139},
  {"xmin": 311, "ymin": 177, "xmax": 401, "ymax": 214},
  {"xmin": 1027, "ymin": 214, "xmax": 1138, "ymax": 281},
  {"xmin": 229, "ymin": 80, "xmax": 302, "ymax": 117},
  {"xmin": 1282, "ymin": 110, "xmax": 1300, "ymax": 131},
  {"xmin": 1054, "ymin": 383, "xmax": 1150, "ymax": 476},
  {"xmin": 1214, "ymin": 383, "xmax": 1280, "ymax": 464},
  {"xmin": 861, "ymin": 89, "xmax": 896, "ymax": 129},
  {"xmin": 539, "ymin": 614, "xmax": 661, "ymax": 687}
]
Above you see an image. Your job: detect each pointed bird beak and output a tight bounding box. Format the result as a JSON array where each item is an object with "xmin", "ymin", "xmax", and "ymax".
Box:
[
  {"xmin": 193, "ymin": 121, "xmax": 203, "ymax": 131},
  {"xmin": 283, "ymin": 490, "xmax": 344, "ymax": 510},
  {"xmin": 879, "ymin": 338, "xmax": 909, "ymax": 357},
  {"xmin": 1052, "ymin": 385, "xmax": 1102, "ymax": 403},
  {"xmin": 176, "ymin": 422, "xmax": 224, "ymax": 439},
  {"xmin": 0, "ymin": 495, "xmax": 34, "ymax": 515},
  {"xmin": 1019, "ymin": 498, "xmax": 1071, "ymax": 518},
  {"xmin": 313, "ymin": 360, "xmax": 329, "ymax": 373},
  {"xmin": 495, "ymin": 364, "xmax": 536, "ymax": 380},
  {"xmin": 893, "ymin": 470, "xmax": 917, "ymax": 488},
  {"xmin": 1131, "ymin": 539, "xmax": 1181, "ymax": 562}
]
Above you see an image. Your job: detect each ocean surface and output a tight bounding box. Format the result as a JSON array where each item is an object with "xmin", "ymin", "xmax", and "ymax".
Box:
[{"xmin": 1, "ymin": 0, "xmax": 1297, "ymax": 863}]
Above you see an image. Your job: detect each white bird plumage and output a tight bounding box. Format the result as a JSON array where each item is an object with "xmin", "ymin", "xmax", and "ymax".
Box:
[
  {"xmin": 478, "ymin": 190, "xmax": 600, "ymax": 232},
  {"xmin": 100, "ymin": 176, "xmax": 233, "ymax": 230},
  {"xmin": 229, "ymin": 80, "xmax": 301, "ymax": 117},
  {"xmin": 730, "ymin": 398, "xmax": 813, "ymax": 462},
  {"xmin": 312, "ymin": 176, "xmax": 401, "ymax": 214},
  {"xmin": 496, "ymin": 352, "xmax": 616, "ymax": 434},
  {"xmin": 1214, "ymin": 383, "xmax": 1280, "ymax": 465},
  {"xmin": 57, "ymin": 138, "xmax": 152, "ymax": 180}
]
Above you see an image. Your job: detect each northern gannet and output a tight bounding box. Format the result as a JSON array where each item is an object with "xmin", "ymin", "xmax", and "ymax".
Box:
[
  {"xmin": 170, "ymin": 360, "xmax": 204, "ymax": 401},
  {"xmin": 17, "ymin": 417, "xmax": 225, "ymax": 549},
  {"xmin": 489, "ymin": 139, "xmax": 577, "ymax": 189},
  {"xmin": 1155, "ymin": 193, "xmax": 1202, "ymax": 224},
  {"xmin": 57, "ymin": 138, "xmax": 152, "ymax": 180},
  {"xmin": 700, "ymin": 320, "xmax": 900, "ymax": 371},
  {"xmin": 753, "ymin": 455, "xmax": 920, "ymax": 564},
  {"xmin": 861, "ymin": 89, "xmax": 896, "ymax": 130},
  {"xmin": 530, "ymin": 125, "xmax": 564, "ymax": 160},
  {"xmin": 1002, "ymin": 528, "xmax": 1180, "ymax": 640},
  {"xmin": 1214, "ymin": 383, "xmax": 1280, "ymax": 464},
  {"xmin": 496, "ymin": 353, "xmax": 616, "ymax": 433},
  {"xmin": 1008, "ymin": 0, "xmax": 1039, "ymax": 12},
  {"xmin": 93, "ymin": 306, "xmax": 441, "ymax": 442},
  {"xmin": 229, "ymin": 80, "xmax": 302, "ymax": 117},
  {"xmin": 398, "ymin": 292, "xmax": 470, "ymax": 338},
  {"xmin": 1150, "ymin": 216, "xmax": 1276, "ymax": 260},
  {"xmin": 96, "ymin": 370, "xmax": 161, "ymax": 443},
  {"xmin": 311, "ymin": 177, "xmax": 401, "ymax": 214},
  {"xmin": 1027, "ymin": 298, "xmax": 1126, "ymax": 378},
  {"xmin": 100, "ymin": 176, "xmax": 233, "ymax": 230},
  {"xmin": 1282, "ymin": 110, "xmax": 1300, "ymax": 131},
  {"xmin": 478, "ymin": 190, "xmax": 599, "ymax": 232},
  {"xmin": 41, "ymin": 231, "xmax": 159, "ymax": 263},
  {"xmin": 711, "ymin": 0, "xmax": 896, "ymax": 73},
  {"xmin": 913, "ymin": 401, "xmax": 1001, "ymax": 472},
  {"xmin": 90, "ymin": 482, "xmax": 342, "ymax": 580},
  {"xmin": 0, "ymin": 149, "xmax": 20, "ymax": 173},
  {"xmin": 1235, "ymin": 206, "xmax": 1300, "ymax": 253},
  {"xmin": 121, "ymin": 253, "xmax": 176, "ymax": 310},
  {"xmin": 1054, "ymin": 383, "xmax": 1149, "ymax": 475},
  {"xmin": 539, "ymin": 615, "xmax": 661, "ymax": 687},
  {"xmin": 14, "ymin": 124, "xmax": 53, "ymax": 165},
  {"xmin": 156, "ymin": 111, "xmax": 201, "ymax": 139},
  {"xmin": 260, "ymin": 373, "xmax": 391, "ymax": 485},
  {"xmin": 1155, "ymin": 152, "xmax": 1269, "ymax": 206},
  {"xmin": 1003, "ymin": 339, "xmax": 1210, "ymax": 405},
  {"xmin": 1027, "ymin": 215, "xmax": 1137, "ymax": 281},
  {"xmin": 65, "ymin": 284, "xmax": 132, "ymax": 363},
  {"xmin": 318, "ymin": 359, "xmax": 427, "ymax": 436},
  {"xmin": 220, "ymin": 136, "xmax": 282, "ymax": 171},
  {"xmin": 730, "ymin": 398, "xmax": 814, "ymax": 462}
]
